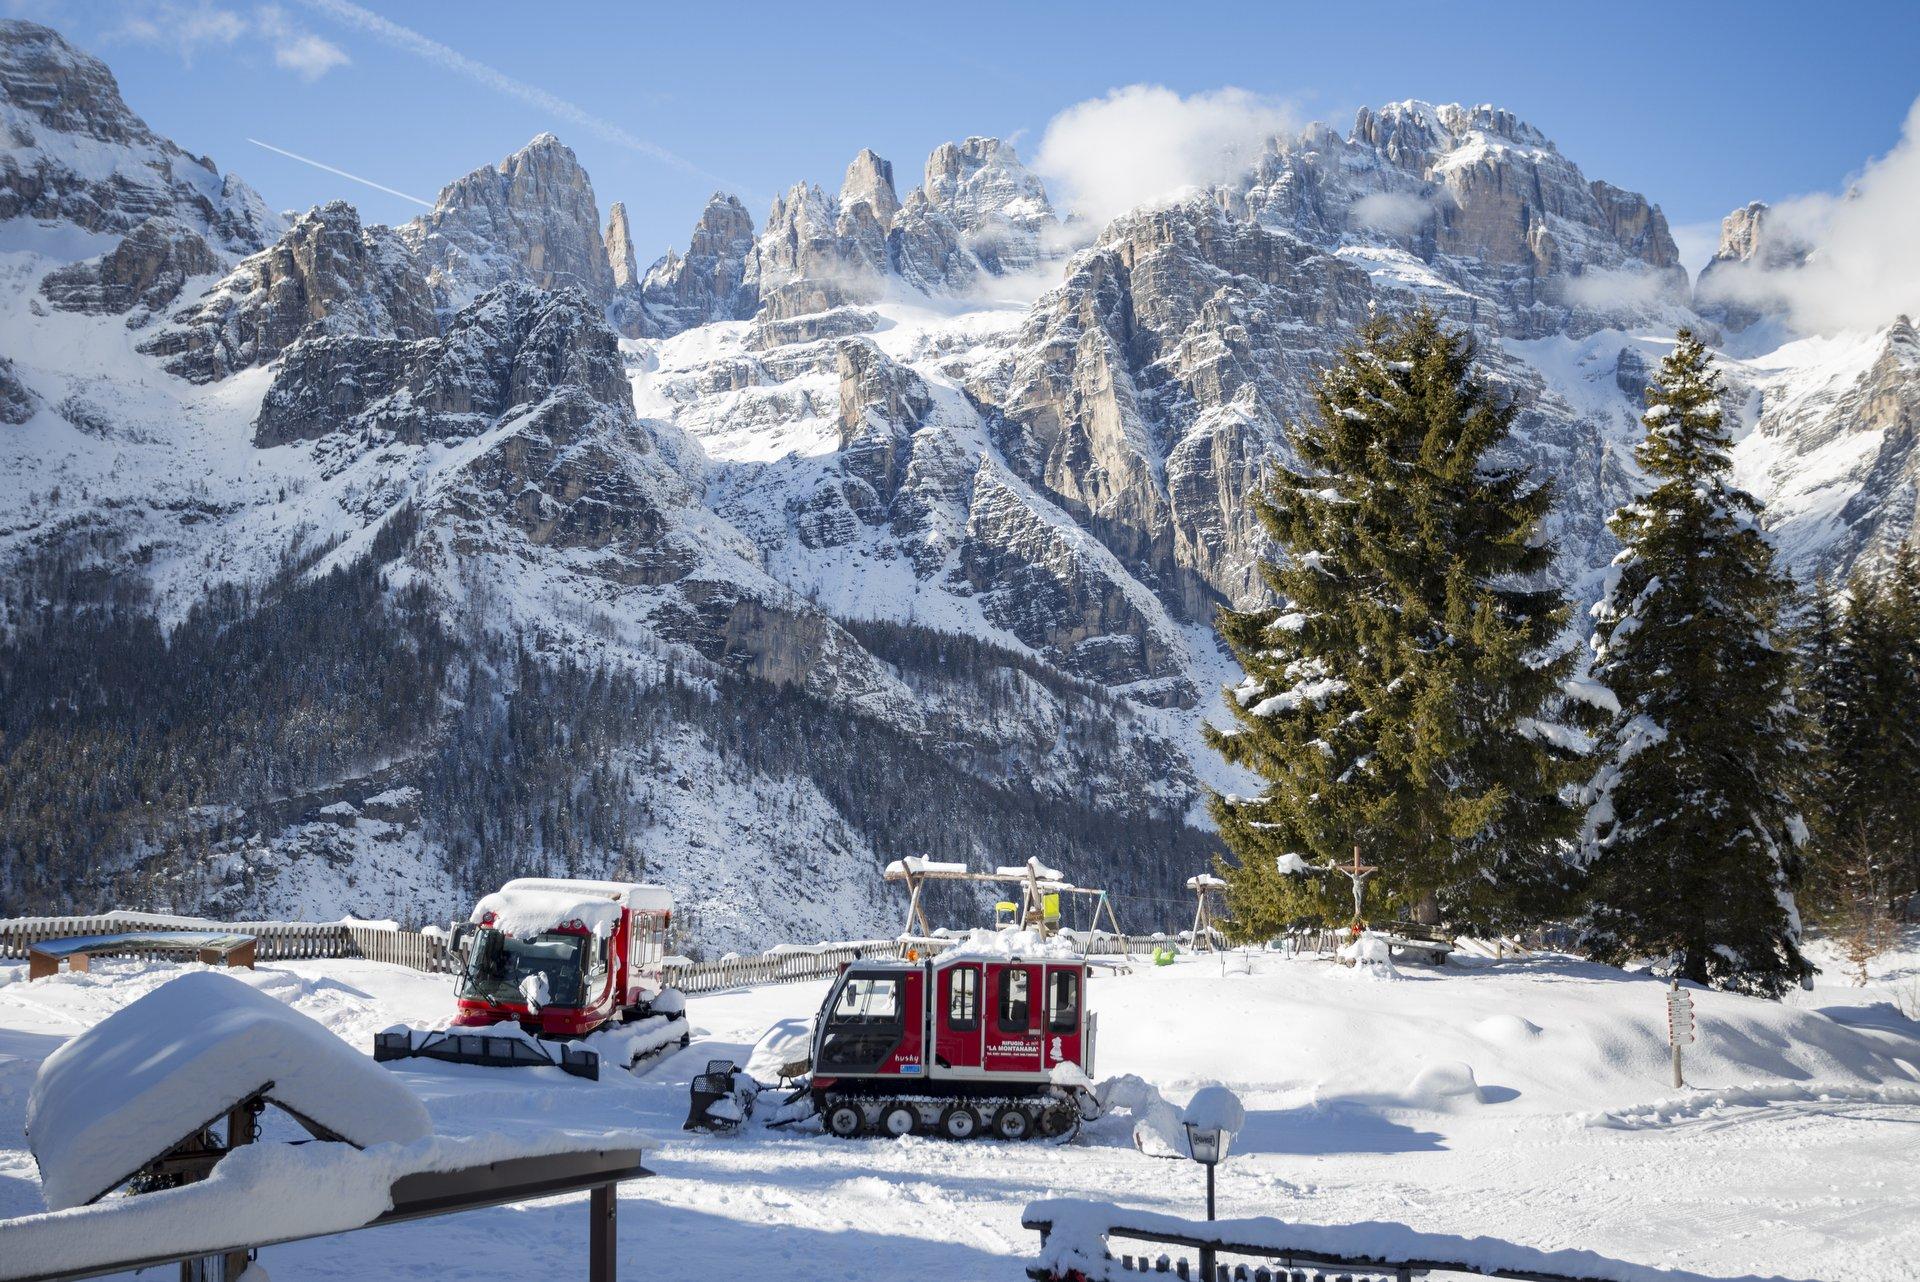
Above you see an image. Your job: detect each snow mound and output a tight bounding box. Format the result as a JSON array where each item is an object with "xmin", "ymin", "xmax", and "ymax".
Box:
[
  {"xmin": 27, "ymin": 971, "xmax": 432, "ymax": 1210},
  {"xmin": 1473, "ymin": 1014, "xmax": 1545, "ymax": 1045},
  {"xmin": 1095, "ymin": 1074, "xmax": 1187, "ymax": 1157},
  {"xmin": 1182, "ymin": 1083, "xmax": 1246, "ymax": 1134},
  {"xmin": 1401, "ymin": 1060, "xmax": 1486, "ymax": 1109}
]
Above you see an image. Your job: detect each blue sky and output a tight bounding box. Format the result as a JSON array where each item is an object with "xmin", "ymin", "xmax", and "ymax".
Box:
[{"xmin": 18, "ymin": 0, "xmax": 1920, "ymax": 272}]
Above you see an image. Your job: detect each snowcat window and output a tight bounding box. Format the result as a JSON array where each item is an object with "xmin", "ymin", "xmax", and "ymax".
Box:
[
  {"xmin": 458, "ymin": 928, "xmax": 587, "ymax": 1008},
  {"xmin": 831, "ymin": 976, "xmax": 902, "ymax": 1024},
  {"xmin": 947, "ymin": 966, "xmax": 979, "ymax": 1029},
  {"xmin": 1047, "ymin": 969, "xmax": 1079, "ymax": 1033},
  {"xmin": 818, "ymin": 973, "xmax": 907, "ymax": 1074},
  {"xmin": 998, "ymin": 967, "xmax": 1032, "ymax": 1032}
]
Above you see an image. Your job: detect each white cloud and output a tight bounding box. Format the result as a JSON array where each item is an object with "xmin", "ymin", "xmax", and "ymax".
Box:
[
  {"xmin": 112, "ymin": 1, "xmax": 246, "ymax": 62},
  {"xmin": 1666, "ymin": 220, "xmax": 1720, "ymax": 278},
  {"xmin": 1560, "ymin": 265, "xmax": 1678, "ymax": 314},
  {"xmin": 1349, "ymin": 190, "xmax": 1430, "ymax": 236},
  {"xmin": 111, "ymin": 2, "xmax": 345, "ymax": 80},
  {"xmin": 256, "ymin": 6, "xmax": 346, "ymax": 81},
  {"xmin": 1700, "ymin": 95, "xmax": 1920, "ymax": 334},
  {"xmin": 1032, "ymin": 84, "xmax": 1298, "ymax": 230}
]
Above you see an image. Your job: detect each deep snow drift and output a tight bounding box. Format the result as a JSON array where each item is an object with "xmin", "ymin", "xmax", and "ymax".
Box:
[{"xmin": 0, "ymin": 938, "xmax": 1916, "ymax": 1279}]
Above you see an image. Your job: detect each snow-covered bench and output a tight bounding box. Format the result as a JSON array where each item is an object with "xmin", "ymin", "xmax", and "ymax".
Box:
[{"xmin": 26, "ymin": 930, "xmax": 257, "ymax": 979}]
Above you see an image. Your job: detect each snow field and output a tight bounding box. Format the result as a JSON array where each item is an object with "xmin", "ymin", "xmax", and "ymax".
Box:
[{"xmin": 0, "ymin": 939, "xmax": 1916, "ymax": 1279}]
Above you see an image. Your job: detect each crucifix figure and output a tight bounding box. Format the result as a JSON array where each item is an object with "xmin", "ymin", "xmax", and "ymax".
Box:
[
  {"xmin": 1277, "ymin": 843, "xmax": 1380, "ymax": 929},
  {"xmin": 1334, "ymin": 844, "xmax": 1379, "ymax": 929}
]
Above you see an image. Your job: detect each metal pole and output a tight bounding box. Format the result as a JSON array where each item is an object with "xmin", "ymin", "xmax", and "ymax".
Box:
[
  {"xmin": 1199, "ymin": 1164, "xmax": 1217, "ymax": 1282},
  {"xmin": 1670, "ymin": 978, "xmax": 1684, "ymax": 1089},
  {"xmin": 589, "ymin": 1181, "xmax": 616, "ymax": 1282}
]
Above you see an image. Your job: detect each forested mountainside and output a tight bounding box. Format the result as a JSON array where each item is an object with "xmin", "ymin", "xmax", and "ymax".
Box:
[{"xmin": 3, "ymin": 20, "xmax": 1914, "ymax": 947}]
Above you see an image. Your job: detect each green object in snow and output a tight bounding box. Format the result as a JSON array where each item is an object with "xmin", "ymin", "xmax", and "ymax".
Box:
[{"xmin": 1152, "ymin": 946, "xmax": 1177, "ymax": 966}]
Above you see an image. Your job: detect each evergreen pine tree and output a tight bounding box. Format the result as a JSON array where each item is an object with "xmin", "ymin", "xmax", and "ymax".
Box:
[
  {"xmin": 1209, "ymin": 310, "xmax": 1582, "ymax": 938},
  {"xmin": 1798, "ymin": 554, "xmax": 1920, "ymax": 979},
  {"xmin": 1582, "ymin": 331, "xmax": 1810, "ymax": 996}
]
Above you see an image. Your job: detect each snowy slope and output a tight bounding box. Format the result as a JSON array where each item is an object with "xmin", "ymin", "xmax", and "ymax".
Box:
[{"xmin": 0, "ymin": 945, "xmax": 1915, "ymax": 1278}]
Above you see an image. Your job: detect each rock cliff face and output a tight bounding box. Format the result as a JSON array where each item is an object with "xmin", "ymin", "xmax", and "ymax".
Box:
[
  {"xmin": 1237, "ymin": 102, "xmax": 1687, "ymax": 338},
  {"xmin": 403, "ymin": 133, "xmax": 616, "ymax": 311},
  {"xmin": 0, "ymin": 354, "xmax": 37, "ymax": 423},
  {"xmin": 39, "ymin": 216, "xmax": 221, "ymax": 326},
  {"xmin": 140, "ymin": 201, "xmax": 438, "ymax": 382},
  {"xmin": 993, "ymin": 200, "xmax": 1376, "ymax": 618},
  {"xmin": 0, "ymin": 20, "xmax": 277, "ymax": 252}
]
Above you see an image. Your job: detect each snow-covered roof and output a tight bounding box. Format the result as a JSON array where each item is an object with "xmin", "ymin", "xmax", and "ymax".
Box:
[
  {"xmin": 498, "ymin": 877, "xmax": 674, "ymax": 913},
  {"xmin": 1186, "ymin": 874, "xmax": 1228, "ymax": 890},
  {"xmin": 994, "ymin": 859, "xmax": 1065, "ymax": 881},
  {"xmin": 473, "ymin": 878, "xmax": 672, "ymax": 938},
  {"xmin": 27, "ymin": 971, "xmax": 432, "ymax": 1210},
  {"xmin": 882, "ymin": 856, "xmax": 970, "ymax": 878},
  {"xmin": 934, "ymin": 928, "xmax": 1082, "ymax": 963}
]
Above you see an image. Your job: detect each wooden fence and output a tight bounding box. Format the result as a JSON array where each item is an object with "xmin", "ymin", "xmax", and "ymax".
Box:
[
  {"xmin": 1, "ymin": 915, "xmax": 1240, "ymax": 990},
  {"xmin": 0, "ymin": 912, "xmax": 458, "ymax": 972}
]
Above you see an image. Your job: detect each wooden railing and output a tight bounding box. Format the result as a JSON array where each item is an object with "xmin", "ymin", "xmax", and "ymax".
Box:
[
  {"xmin": 1021, "ymin": 1201, "xmax": 1735, "ymax": 1282},
  {"xmin": 2, "ymin": 915, "xmax": 1222, "ymax": 989},
  {"xmin": 0, "ymin": 913, "xmax": 457, "ymax": 973}
]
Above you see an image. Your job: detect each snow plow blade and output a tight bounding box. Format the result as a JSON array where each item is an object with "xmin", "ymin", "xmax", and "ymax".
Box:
[{"xmin": 374, "ymin": 1028, "xmax": 601, "ymax": 1080}]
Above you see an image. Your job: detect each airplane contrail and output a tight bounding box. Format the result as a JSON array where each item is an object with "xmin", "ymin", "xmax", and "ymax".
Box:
[
  {"xmin": 246, "ymin": 138, "xmax": 434, "ymax": 208},
  {"xmin": 291, "ymin": 0, "xmax": 743, "ymax": 194}
]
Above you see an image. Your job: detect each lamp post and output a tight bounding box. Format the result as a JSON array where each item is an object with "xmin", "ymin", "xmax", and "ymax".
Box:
[
  {"xmin": 1182, "ymin": 1085, "xmax": 1244, "ymax": 1282},
  {"xmin": 1183, "ymin": 1118, "xmax": 1227, "ymax": 1220}
]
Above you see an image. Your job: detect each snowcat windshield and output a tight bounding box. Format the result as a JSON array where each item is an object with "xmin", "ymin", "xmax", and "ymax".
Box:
[{"xmin": 459, "ymin": 927, "xmax": 590, "ymax": 1009}]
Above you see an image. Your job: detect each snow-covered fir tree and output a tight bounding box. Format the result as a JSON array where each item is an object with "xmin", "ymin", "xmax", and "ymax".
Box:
[
  {"xmin": 1797, "ymin": 552, "xmax": 1920, "ymax": 981},
  {"xmin": 1209, "ymin": 310, "xmax": 1582, "ymax": 938},
  {"xmin": 1582, "ymin": 331, "xmax": 1810, "ymax": 996}
]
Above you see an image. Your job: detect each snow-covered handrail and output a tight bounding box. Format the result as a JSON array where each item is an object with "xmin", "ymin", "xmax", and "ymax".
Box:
[{"xmin": 1021, "ymin": 1199, "xmax": 1815, "ymax": 1282}]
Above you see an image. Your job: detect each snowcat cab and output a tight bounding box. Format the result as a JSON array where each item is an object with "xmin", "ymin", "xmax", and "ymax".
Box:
[
  {"xmin": 375, "ymin": 878, "xmax": 686, "ymax": 1080},
  {"xmin": 802, "ymin": 947, "xmax": 1098, "ymax": 1141}
]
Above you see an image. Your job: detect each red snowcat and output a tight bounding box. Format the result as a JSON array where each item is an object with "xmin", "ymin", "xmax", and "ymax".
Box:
[
  {"xmin": 375, "ymin": 877, "xmax": 686, "ymax": 1080},
  {"xmin": 692, "ymin": 940, "xmax": 1101, "ymax": 1140}
]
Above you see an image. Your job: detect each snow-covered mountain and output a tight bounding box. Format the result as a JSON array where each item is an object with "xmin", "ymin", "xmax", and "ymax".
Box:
[{"xmin": 1, "ymin": 20, "xmax": 1911, "ymax": 946}]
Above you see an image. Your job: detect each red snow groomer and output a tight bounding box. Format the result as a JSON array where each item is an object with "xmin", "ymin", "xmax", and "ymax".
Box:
[
  {"xmin": 702, "ymin": 943, "xmax": 1101, "ymax": 1140},
  {"xmin": 375, "ymin": 878, "xmax": 687, "ymax": 1080}
]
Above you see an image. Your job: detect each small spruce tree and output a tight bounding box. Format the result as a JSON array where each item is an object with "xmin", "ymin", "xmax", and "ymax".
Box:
[
  {"xmin": 1209, "ymin": 310, "xmax": 1582, "ymax": 939},
  {"xmin": 1582, "ymin": 331, "xmax": 1810, "ymax": 996}
]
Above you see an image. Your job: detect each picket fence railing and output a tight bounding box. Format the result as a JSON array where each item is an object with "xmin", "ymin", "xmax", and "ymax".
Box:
[
  {"xmin": 0, "ymin": 912, "xmax": 459, "ymax": 972},
  {"xmin": 0, "ymin": 914, "xmax": 1219, "ymax": 992}
]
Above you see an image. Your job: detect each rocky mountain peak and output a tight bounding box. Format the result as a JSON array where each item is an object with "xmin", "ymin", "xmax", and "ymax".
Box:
[
  {"xmin": 1696, "ymin": 200, "xmax": 1809, "ymax": 330},
  {"xmin": 404, "ymin": 132, "xmax": 615, "ymax": 311},
  {"xmin": 1, "ymin": 18, "xmax": 147, "ymax": 141},
  {"xmin": 840, "ymin": 149, "xmax": 900, "ymax": 222},
  {"xmin": 620, "ymin": 192, "xmax": 759, "ymax": 339},
  {"xmin": 1241, "ymin": 98, "xmax": 1685, "ymax": 338},
  {"xmin": 605, "ymin": 201, "xmax": 639, "ymax": 289},
  {"xmin": 0, "ymin": 19, "xmax": 278, "ymax": 252}
]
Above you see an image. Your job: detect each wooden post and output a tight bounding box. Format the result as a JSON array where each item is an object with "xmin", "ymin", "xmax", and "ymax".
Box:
[
  {"xmin": 589, "ymin": 1181, "xmax": 617, "ymax": 1282},
  {"xmin": 221, "ymin": 1100, "xmax": 259, "ymax": 1280}
]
